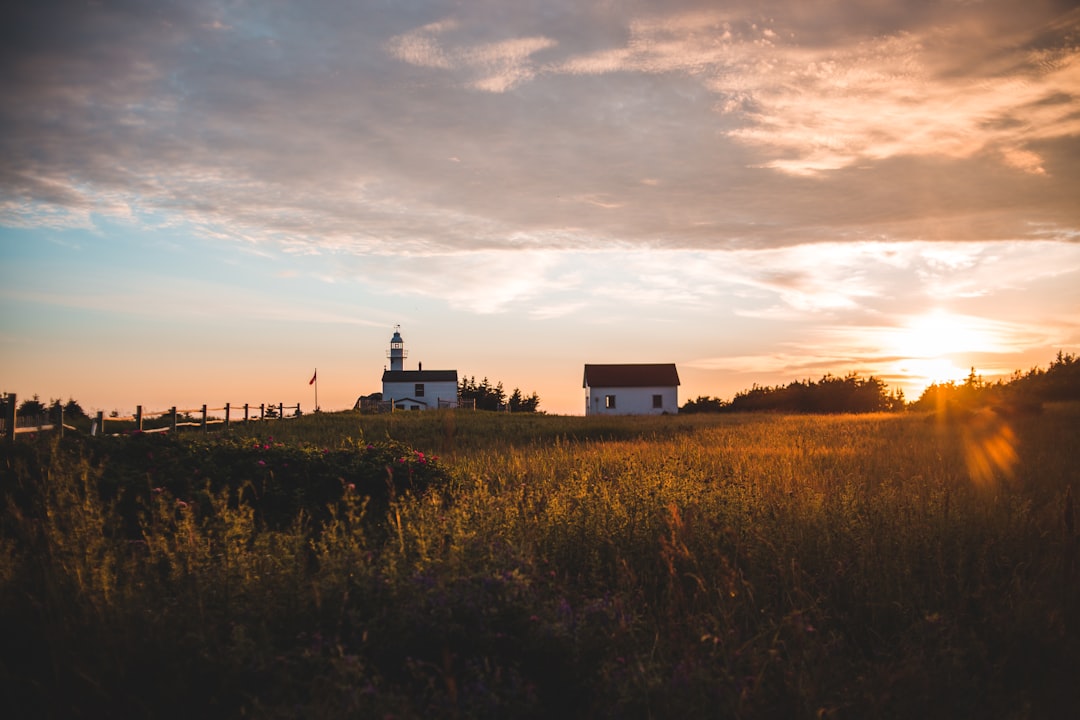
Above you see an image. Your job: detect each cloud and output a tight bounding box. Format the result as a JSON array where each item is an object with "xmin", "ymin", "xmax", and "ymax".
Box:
[
  {"xmin": 300, "ymin": 238, "xmax": 1078, "ymax": 322},
  {"xmin": 387, "ymin": 19, "xmax": 557, "ymax": 92},
  {"xmin": 0, "ymin": 1, "xmax": 1077, "ymax": 259},
  {"xmin": 553, "ymin": 8, "xmax": 1080, "ymax": 176}
]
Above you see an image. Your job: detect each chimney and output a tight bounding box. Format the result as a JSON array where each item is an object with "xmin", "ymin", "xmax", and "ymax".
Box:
[{"xmin": 419, "ymin": 361, "xmax": 422, "ymax": 371}]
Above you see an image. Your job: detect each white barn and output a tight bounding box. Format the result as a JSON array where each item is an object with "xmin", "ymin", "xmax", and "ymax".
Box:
[
  {"xmin": 583, "ymin": 363, "xmax": 680, "ymax": 416},
  {"xmin": 380, "ymin": 328, "xmax": 459, "ymax": 411}
]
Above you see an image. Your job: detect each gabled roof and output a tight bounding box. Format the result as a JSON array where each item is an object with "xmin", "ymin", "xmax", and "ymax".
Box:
[
  {"xmin": 382, "ymin": 370, "xmax": 458, "ymax": 383},
  {"xmin": 583, "ymin": 363, "xmax": 680, "ymax": 388}
]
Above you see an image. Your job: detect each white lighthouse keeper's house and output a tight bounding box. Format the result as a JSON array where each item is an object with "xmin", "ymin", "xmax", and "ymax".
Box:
[
  {"xmin": 380, "ymin": 327, "xmax": 459, "ymax": 411},
  {"xmin": 583, "ymin": 363, "xmax": 680, "ymax": 415}
]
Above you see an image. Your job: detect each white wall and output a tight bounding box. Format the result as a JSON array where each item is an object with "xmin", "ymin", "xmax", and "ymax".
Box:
[
  {"xmin": 382, "ymin": 380, "xmax": 459, "ymax": 410},
  {"xmin": 585, "ymin": 386, "xmax": 678, "ymax": 415}
]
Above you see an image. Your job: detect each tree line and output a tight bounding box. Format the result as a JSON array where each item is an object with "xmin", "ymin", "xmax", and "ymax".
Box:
[
  {"xmin": 908, "ymin": 351, "xmax": 1080, "ymax": 412},
  {"xmin": 681, "ymin": 374, "xmax": 905, "ymax": 414},
  {"xmin": 457, "ymin": 376, "xmax": 541, "ymax": 412},
  {"xmin": 0, "ymin": 395, "xmax": 88, "ymax": 422},
  {"xmin": 681, "ymin": 351, "xmax": 1080, "ymax": 415}
]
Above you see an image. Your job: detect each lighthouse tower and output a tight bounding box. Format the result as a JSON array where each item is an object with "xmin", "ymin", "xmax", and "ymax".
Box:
[{"xmin": 387, "ymin": 325, "xmax": 408, "ymax": 372}]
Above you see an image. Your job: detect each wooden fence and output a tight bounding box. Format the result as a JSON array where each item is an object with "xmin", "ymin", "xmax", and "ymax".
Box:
[{"xmin": 1, "ymin": 393, "xmax": 302, "ymax": 441}]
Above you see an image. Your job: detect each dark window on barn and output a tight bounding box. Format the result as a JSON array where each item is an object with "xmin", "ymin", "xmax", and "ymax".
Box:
[
  {"xmin": 415, "ymin": 383, "xmax": 425, "ymax": 397},
  {"xmin": 653, "ymin": 394, "xmax": 663, "ymax": 408},
  {"xmin": 605, "ymin": 394, "xmax": 616, "ymax": 409}
]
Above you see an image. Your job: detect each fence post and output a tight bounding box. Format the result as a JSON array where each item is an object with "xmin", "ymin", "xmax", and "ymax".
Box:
[
  {"xmin": 260, "ymin": 403, "xmax": 265, "ymax": 421},
  {"xmin": 170, "ymin": 407, "xmax": 177, "ymax": 433},
  {"xmin": 278, "ymin": 403, "xmax": 283, "ymax": 420},
  {"xmin": 4, "ymin": 393, "xmax": 15, "ymax": 442},
  {"xmin": 58, "ymin": 404, "xmax": 64, "ymax": 439},
  {"xmin": 201, "ymin": 404, "xmax": 208, "ymax": 433},
  {"xmin": 225, "ymin": 403, "xmax": 231, "ymax": 430},
  {"xmin": 136, "ymin": 405, "xmax": 143, "ymax": 432},
  {"xmin": 95, "ymin": 411, "xmax": 104, "ymax": 436},
  {"xmin": 296, "ymin": 403, "xmax": 300, "ymax": 417},
  {"xmin": 244, "ymin": 403, "xmax": 250, "ymax": 424}
]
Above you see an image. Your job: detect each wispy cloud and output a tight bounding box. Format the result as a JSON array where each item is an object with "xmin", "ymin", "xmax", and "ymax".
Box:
[
  {"xmin": 552, "ymin": 9, "xmax": 1080, "ymax": 175},
  {"xmin": 387, "ymin": 19, "xmax": 557, "ymax": 92}
]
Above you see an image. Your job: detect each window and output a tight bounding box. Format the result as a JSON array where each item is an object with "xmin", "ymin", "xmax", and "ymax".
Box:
[
  {"xmin": 653, "ymin": 394, "xmax": 663, "ymax": 409},
  {"xmin": 605, "ymin": 394, "xmax": 616, "ymax": 409},
  {"xmin": 415, "ymin": 383, "xmax": 425, "ymax": 397}
]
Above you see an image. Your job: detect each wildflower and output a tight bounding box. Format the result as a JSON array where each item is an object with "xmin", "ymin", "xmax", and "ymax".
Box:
[
  {"xmin": 347, "ymin": 483, "xmax": 356, "ymax": 491},
  {"xmin": 152, "ymin": 487, "xmax": 164, "ymax": 494},
  {"xmin": 257, "ymin": 460, "xmax": 266, "ymax": 466},
  {"xmin": 176, "ymin": 500, "xmax": 188, "ymax": 509}
]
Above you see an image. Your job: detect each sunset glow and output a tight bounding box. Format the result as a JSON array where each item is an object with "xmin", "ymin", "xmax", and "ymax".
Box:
[{"xmin": 2, "ymin": 1, "xmax": 1079, "ymax": 414}]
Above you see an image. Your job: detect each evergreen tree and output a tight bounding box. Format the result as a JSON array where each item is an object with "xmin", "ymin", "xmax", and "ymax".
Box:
[{"xmin": 17, "ymin": 395, "xmax": 47, "ymax": 418}]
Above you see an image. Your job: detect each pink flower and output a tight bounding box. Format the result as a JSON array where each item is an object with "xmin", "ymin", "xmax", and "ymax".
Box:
[
  {"xmin": 347, "ymin": 483, "xmax": 355, "ymax": 491},
  {"xmin": 257, "ymin": 460, "xmax": 266, "ymax": 466},
  {"xmin": 176, "ymin": 500, "xmax": 188, "ymax": 509}
]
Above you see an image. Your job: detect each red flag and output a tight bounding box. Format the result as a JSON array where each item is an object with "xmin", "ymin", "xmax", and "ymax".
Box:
[{"xmin": 309, "ymin": 370, "xmax": 317, "ymax": 385}]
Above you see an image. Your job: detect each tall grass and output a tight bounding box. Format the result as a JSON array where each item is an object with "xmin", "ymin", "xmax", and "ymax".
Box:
[{"xmin": 2, "ymin": 406, "xmax": 1077, "ymax": 718}]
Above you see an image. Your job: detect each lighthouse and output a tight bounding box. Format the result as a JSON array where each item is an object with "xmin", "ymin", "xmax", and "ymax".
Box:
[
  {"xmin": 379, "ymin": 326, "xmax": 459, "ymax": 410},
  {"xmin": 387, "ymin": 325, "xmax": 407, "ymax": 372}
]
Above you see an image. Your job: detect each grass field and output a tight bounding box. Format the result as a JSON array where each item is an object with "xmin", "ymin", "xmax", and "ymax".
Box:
[{"xmin": 2, "ymin": 406, "xmax": 1078, "ymax": 718}]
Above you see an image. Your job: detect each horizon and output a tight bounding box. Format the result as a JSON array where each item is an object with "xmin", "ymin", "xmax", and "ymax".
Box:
[{"xmin": 3, "ymin": 1, "xmax": 1079, "ymax": 416}]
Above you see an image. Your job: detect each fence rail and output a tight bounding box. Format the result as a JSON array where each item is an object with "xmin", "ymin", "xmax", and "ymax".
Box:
[{"xmin": 1, "ymin": 393, "xmax": 303, "ymax": 441}]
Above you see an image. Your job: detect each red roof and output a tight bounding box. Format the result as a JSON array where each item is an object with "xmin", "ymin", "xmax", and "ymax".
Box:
[{"xmin": 582, "ymin": 364, "xmax": 680, "ymax": 388}]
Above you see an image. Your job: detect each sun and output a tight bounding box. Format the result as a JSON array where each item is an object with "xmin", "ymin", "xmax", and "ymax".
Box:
[
  {"xmin": 889, "ymin": 310, "xmax": 999, "ymax": 391},
  {"xmin": 898, "ymin": 310, "xmax": 987, "ymax": 359}
]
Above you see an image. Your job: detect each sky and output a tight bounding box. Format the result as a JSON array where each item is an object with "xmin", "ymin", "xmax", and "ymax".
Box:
[{"xmin": 2, "ymin": 0, "xmax": 1079, "ymax": 416}]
